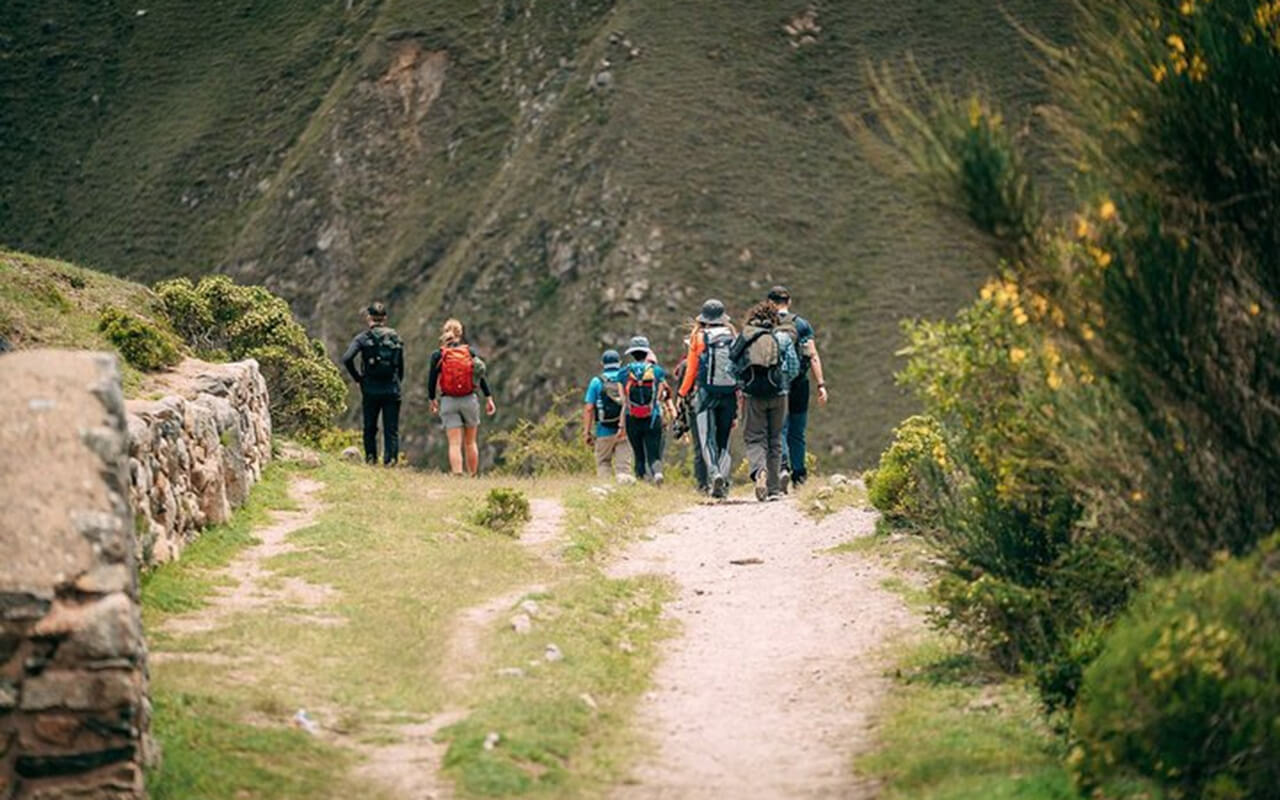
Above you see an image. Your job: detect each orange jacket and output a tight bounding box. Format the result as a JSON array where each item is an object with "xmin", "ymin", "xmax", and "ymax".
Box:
[{"xmin": 678, "ymin": 333, "xmax": 705, "ymax": 398}]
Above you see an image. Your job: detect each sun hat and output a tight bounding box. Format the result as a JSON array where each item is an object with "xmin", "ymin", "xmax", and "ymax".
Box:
[
  {"xmin": 697, "ymin": 299, "xmax": 729, "ymax": 324},
  {"xmin": 625, "ymin": 335, "xmax": 652, "ymax": 356},
  {"xmin": 601, "ymin": 349, "xmax": 621, "ymax": 366}
]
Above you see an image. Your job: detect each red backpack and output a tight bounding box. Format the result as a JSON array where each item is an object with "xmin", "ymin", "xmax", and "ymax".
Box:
[
  {"xmin": 439, "ymin": 345, "xmax": 475, "ymax": 397},
  {"xmin": 624, "ymin": 363, "xmax": 658, "ymax": 419}
]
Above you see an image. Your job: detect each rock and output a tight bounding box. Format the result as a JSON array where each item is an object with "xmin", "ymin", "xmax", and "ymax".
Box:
[
  {"xmin": 592, "ymin": 70, "xmax": 614, "ymax": 90},
  {"xmin": 510, "ymin": 614, "xmax": 532, "ymax": 635},
  {"xmin": 544, "ymin": 643, "xmax": 564, "ymax": 663},
  {"xmin": 518, "ymin": 599, "xmax": 540, "ymax": 617},
  {"xmin": 20, "ymin": 670, "xmax": 139, "ymax": 711},
  {"xmin": 341, "ymin": 446, "xmax": 362, "ymax": 462},
  {"xmin": 483, "ymin": 731, "xmax": 501, "ymax": 751},
  {"xmin": 816, "ymin": 487, "xmax": 835, "ymax": 501},
  {"xmin": 579, "ymin": 693, "xmax": 598, "ymax": 710},
  {"xmin": 495, "ymin": 667, "xmax": 526, "ymax": 679},
  {"xmin": 297, "ymin": 452, "xmax": 323, "ymax": 469},
  {"xmin": 618, "ymin": 639, "xmax": 635, "ymax": 654},
  {"xmin": 624, "ymin": 279, "xmax": 650, "ymax": 301},
  {"xmin": 33, "ymin": 593, "xmax": 143, "ymax": 663},
  {"xmin": 588, "ymin": 485, "xmax": 614, "ymax": 499},
  {"xmin": 829, "ymin": 473, "xmax": 851, "ymax": 487},
  {"xmin": 0, "ymin": 679, "xmax": 17, "ymax": 710},
  {"xmin": 616, "ymin": 474, "xmax": 637, "ymax": 486}
]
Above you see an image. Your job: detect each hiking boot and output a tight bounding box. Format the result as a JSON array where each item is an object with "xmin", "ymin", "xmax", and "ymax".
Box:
[
  {"xmin": 653, "ymin": 471, "xmax": 665, "ymax": 486},
  {"xmin": 711, "ymin": 475, "xmax": 728, "ymax": 499},
  {"xmin": 779, "ymin": 469, "xmax": 791, "ymax": 495},
  {"xmin": 754, "ymin": 470, "xmax": 768, "ymax": 502}
]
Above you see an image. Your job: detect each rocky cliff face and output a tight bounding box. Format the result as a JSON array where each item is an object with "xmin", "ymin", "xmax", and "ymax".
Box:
[{"xmin": 0, "ymin": 0, "xmax": 1074, "ymax": 465}]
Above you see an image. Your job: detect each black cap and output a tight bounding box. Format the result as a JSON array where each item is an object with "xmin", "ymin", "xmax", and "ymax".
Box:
[
  {"xmin": 367, "ymin": 301, "xmax": 388, "ymax": 319},
  {"xmin": 767, "ymin": 285, "xmax": 791, "ymax": 303},
  {"xmin": 697, "ymin": 299, "xmax": 729, "ymax": 324}
]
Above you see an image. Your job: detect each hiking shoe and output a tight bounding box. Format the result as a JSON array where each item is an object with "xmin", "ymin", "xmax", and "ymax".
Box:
[
  {"xmin": 754, "ymin": 470, "xmax": 768, "ymax": 502},
  {"xmin": 653, "ymin": 471, "xmax": 665, "ymax": 486},
  {"xmin": 779, "ymin": 469, "xmax": 791, "ymax": 495},
  {"xmin": 767, "ymin": 492, "xmax": 784, "ymax": 502},
  {"xmin": 711, "ymin": 475, "xmax": 728, "ymax": 499}
]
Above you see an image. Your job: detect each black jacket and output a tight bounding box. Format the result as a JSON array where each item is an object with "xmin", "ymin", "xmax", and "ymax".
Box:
[{"xmin": 342, "ymin": 326, "xmax": 405, "ymax": 397}]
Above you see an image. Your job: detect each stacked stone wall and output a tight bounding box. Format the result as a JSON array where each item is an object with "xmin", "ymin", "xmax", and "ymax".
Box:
[
  {"xmin": 125, "ymin": 360, "xmax": 271, "ymax": 566},
  {"xmin": 1, "ymin": 351, "xmax": 152, "ymax": 800}
]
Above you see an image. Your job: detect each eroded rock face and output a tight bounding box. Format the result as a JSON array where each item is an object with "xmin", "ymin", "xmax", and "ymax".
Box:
[
  {"xmin": 125, "ymin": 359, "xmax": 272, "ymax": 567},
  {"xmin": 0, "ymin": 351, "xmax": 151, "ymax": 800}
]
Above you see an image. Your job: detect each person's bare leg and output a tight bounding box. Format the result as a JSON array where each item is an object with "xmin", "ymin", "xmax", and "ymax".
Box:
[
  {"xmin": 446, "ymin": 427, "xmax": 464, "ymax": 474},
  {"xmin": 463, "ymin": 426, "xmax": 480, "ymax": 476}
]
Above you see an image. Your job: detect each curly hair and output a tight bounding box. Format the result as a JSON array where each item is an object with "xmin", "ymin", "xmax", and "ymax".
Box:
[{"xmin": 745, "ymin": 301, "xmax": 780, "ymax": 327}]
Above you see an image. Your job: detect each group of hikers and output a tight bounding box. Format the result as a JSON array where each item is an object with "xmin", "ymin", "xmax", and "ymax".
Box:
[
  {"xmin": 582, "ymin": 285, "xmax": 826, "ymax": 500},
  {"xmin": 341, "ymin": 285, "xmax": 826, "ymax": 500}
]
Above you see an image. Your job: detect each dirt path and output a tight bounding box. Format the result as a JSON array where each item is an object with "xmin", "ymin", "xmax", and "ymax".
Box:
[
  {"xmin": 610, "ymin": 497, "xmax": 918, "ymax": 799},
  {"xmin": 158, "ymin": 476, "xmax": 335, "ymax": 638}
]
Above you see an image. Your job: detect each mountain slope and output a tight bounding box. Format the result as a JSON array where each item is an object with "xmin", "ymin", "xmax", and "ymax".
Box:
[{"xmin": 0, "ymin": 0, "xmax": 1073, "ymax": 464}]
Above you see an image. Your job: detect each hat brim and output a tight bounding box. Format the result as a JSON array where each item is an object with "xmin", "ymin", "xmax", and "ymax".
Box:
[
  {"xmin": 698, "ymin": 313, "xmax": 729, "ymax": 324},
  {"xmin": 625, "ymin": 346, "xmax": 650, "ymax": 356}
]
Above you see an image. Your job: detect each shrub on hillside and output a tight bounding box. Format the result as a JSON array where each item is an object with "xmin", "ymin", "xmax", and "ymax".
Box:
[
  {"xmin": 97, "ymin": 307, "xmax": 182, "ymax": 371},
  {"xmin": 1070, "ymin": 537, "xmax": 1280, "ymax": 799},
  {"xmin": 470, "ymin": 488, "xmax": 532, "ymax": 537},
  {"xmin": 865, "ymin": 414, "xmax": 944, "ymax": 527},
  {"xmin": 155, "ymin": 276, "xmax": 345, "ymax": 438},
  {"xmin": 491, "ymin": 390, "xmax": 593, "ymax": 476}
]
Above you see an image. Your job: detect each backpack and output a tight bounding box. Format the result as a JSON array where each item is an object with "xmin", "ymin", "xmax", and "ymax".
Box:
[
  {"xmin": 735, "ymin": 323, "xmax": 790, "ymax": 397},
  {"xmin": 624, "ymin": 363, "xmax": 659, "ymax": 419},
  {"xmin": 439, "ymin": 345, "xmax": 476, "ymax": 397},
  {"xmin": 597, "ymin": 371, "xmax": 624, "ymax": 427},
  {"xmin": 361, "ymin": 326, "xmax": 402, "ymax": 382},
  {"xmin": 699, "ymin": 325, "xmax": 738, "ymax": 395}
]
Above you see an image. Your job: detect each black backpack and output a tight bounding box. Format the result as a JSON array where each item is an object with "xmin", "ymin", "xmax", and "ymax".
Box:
[
  {"xmin": 597, "ymin": 372, "xmax": 624, "ymax": 426},
  {"xmin": 361, "ymin": 326, "xmax": 402, "ymax": 382}
]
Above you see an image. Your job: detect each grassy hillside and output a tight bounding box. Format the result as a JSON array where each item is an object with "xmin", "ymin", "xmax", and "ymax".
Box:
[{"xmin": 0, "ymin": 0, "xmax": 1074, "ymax": 465}]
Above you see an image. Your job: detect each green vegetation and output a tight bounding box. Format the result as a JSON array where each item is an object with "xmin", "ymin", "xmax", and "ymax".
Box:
[
  {"xmin": 1070, "ymin": 537, "xmax": 1280, "ymax": 800},
  {"xmin": 0, "ymin": 0, "xmax": 1076, "ymax": 467},
  {"xmin": 865, "ymin": 414, "xmax": 944, "ymax": 526},
  {"xmin": 862, "ymin": 0, "xmax": 1280, "ymax": 795},
  {"xmin": 470, "ymin": 488, "xmax": 533, "ymax": 536},
  {"xmin": 859, "ymin": 639, "xmax": 1075, "ymax": 800},
  {"xmin": 492, "ymin": 393, "xmax": 594, "ymax": 476},
  {"xmin": 96, "ymin": 307, "xmax": 182, "ymax": 371},
  {"xmin": 155, "ymin": 276, "xmax": 346, "ymax": 438}
]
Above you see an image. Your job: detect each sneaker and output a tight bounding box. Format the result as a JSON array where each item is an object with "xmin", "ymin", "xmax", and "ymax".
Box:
[
  {"xmin": 754, "ymin": 470, "xmax": 768, "ymax": 502},
  {"xmin": 711, "ymin": 475, "xmax": 727, "ymax": 499},
  {"xmin": 653, "ymin": 472, "xmax": 665, "ymax": 486},
  {"xmin": 779, "ymin": 469, "xmax": 791, "ymax": 495},
  {"xmin": 767, "ymin": 492, "xmax": 784, "ymax": 502}
]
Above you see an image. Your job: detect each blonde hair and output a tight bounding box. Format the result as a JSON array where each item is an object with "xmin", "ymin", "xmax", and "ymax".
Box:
[{"xmin": 439, "ymin": 318, "xmax": 465, "ymax": 347}]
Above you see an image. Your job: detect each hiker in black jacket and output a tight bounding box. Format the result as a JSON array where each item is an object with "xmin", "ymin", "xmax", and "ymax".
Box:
[{"xmin": 341, "ymin": 302, "xmax": 405, "ymax": 465}]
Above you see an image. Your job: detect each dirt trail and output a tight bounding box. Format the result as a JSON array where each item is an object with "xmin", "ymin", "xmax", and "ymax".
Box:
[
  {"xmin": 610, "ymin": 497, "xmax": 918, "ymax": 799},
  {"xmin": 158, "ymin": 476, "xmax": 335, "ymax": 638}
]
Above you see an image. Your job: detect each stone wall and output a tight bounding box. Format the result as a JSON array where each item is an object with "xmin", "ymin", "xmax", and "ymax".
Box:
[
  {"xmin": 126, "ymin": 359, "xmax": 272, "ymax": 566},
  {"xmin": 1, "ymin": 351, "xmax": 152, "ymax": 800}
]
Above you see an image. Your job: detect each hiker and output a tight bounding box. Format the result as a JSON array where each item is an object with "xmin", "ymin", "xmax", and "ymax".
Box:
[
  {"xmin": 582, "ymin": 349, "xmax": 633, "ymax": 480},
  {"xmin": 619, "ymin": 336, "xmax": 670, "ymax": 484},
  {"xmin": 678, "ymin": 300, "xmax": 739, "ymax": 498},
  {"xmin": 730, "ymin": 302, "xmax": 801, "ymax": 501},
  {"xmin": 428, "ymin": 318, "xmax": 496, "ymax": 476},
  {"xmin": 669, "ymin": 334, "xmax": 707, "ymax": 493},
  {"xmin": 341, "ymin": 302, "xmax": 404, "ymax": 465},
  {"xmin": 767, "ymin": 286, "xmax": 828, "ymax": 488}
]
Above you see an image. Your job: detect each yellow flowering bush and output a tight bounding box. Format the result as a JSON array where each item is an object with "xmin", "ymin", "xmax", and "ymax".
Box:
[
  {"xmin": 1071, "ymin": 536, "xmax": 1280, "ymax": 799},
  {"xmin": 865, "ymin": 414, "xmax": 946, "ymax": 526}
]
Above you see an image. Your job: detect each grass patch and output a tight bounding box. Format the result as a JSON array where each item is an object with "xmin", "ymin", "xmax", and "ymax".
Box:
[
  {"xmin": 140, "ymin": 464, "xmax": 294, "ymax": 621},
  {"xmin": 560, "ymin": 482, "xmax": 691, "ymax": 562},
  {"xmin": 439, "ymin": 574, "xmax": 674, "ymax": 798},
  {"xmin": 148, "ymin": 688, "xmax": 366, "ymax": 800},
  {"xmin": 858, "ymin": 637, "xmax": 1075, "ymax": 800},
  {"xmin": 798, "ymin": 477, "xmax": 870, "ymax": 520}
]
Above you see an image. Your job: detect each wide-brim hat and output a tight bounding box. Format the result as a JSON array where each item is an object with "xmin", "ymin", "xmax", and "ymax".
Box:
[
  {"xmin": 625, "ymin": 335, "xmax": 652, "ymax": 356},
  {"xmin": 697, "ymin": 299, "xmax": 729, "ymax": 324}
]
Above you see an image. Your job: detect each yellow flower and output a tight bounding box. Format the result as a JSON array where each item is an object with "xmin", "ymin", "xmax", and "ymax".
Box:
[
  {"xmin": 1249, "ymin": 302, "xmax": 1261, "ymax": 316},
  {"xmin": 968, "ymin": 96, "xmax": 982, "ymax": 129},
  {"xmin": 1180, "ymin": 0, "xmax": 1195, "ymax": 15},
  {"xmin": 1013, "ymin": 307, "xmax": 1029, "ymax": 326},
  {"xmin": 1189, "ymin": 53, "xmax": 1209, "ymax": 82},
  {"xmin": 1009, "ymin": 347, "xmax": 1028, "ymax": 364},
  {"xmin": 1076, "ymin": 215, "xmax": 1092, "ymax": 238},
  {"xmin": 980, "ymin": 281, "xmax": 997, "ymax": 301},
  {"xmin": 1131, "ymin": 490, "xmax": 1146, "ymax": 502},
  {"xmin": 1046, "ymin": 372, "xmax": 1063, "ymax": 391},
  {"xmin": 1153, "ymin": 63, "xmax": 1169, "ymax": 83},
  {"xmin": 1082, "ymin": 323, "xmax": 1096, "ymax": 341},
  {"xmin": 1167, "ymin": 34, "xmax": 1187, "ymax": 54},
  {"xmin": 1099, "ymin": 200, "xmax": 1117, "ymax": 221}
]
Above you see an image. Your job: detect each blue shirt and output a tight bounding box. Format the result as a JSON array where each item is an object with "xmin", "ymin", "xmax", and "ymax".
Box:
[
  {"xmin": 781, "ymin": 312, "xmax": 815, "ymax": 376},
  {"xmin": 618, "ymin": 361, "xmax": 668, "ymax": 420},
  {"xmin": 584, "ymin": 368, "xmax": 624, "ymax": 437}
]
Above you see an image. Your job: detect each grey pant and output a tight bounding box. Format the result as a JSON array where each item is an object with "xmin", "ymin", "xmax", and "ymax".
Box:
[
  {"xmin": 440, "ymin": 393, "xmax": 481, "ymax": 429},
  {"xmin": 594, "ymin": 431, "xmax": 633, "ymax": 478},
  {"xmin": 744, "ymin": 394, "xmax": 788, "ymax": 495}
]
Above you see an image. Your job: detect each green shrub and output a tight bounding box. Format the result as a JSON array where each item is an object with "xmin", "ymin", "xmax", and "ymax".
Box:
[
  {"xmin": 492, "ymin": 390, "xmax": 593, "ymax": 476},
  {"xmin": 98, "ymin": 307, "xmax": 182, "ymax": 371},
  {"xmin": 1070, "ymin": 536, "xmax": 1280, "ymax": 799},
  {"xmin": 469, "ymin": 488, "xmax": 532, "ymax": 537},
  {"xmin": 154, "ymin": 276, "xmax": 345, "ymax": 438},
  {"xmin": 313, "ymin": 427, "xmax": 361, "ymax": 455},
  {"xmin": 866, "ymin": 414, "xmax": 944, "ymax": 526}
]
